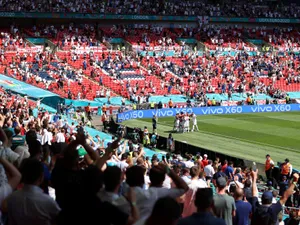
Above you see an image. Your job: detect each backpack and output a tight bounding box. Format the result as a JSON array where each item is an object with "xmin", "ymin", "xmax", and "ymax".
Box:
[{"xmin": 252, "ymin": 205, "xmax": 275, "ymax": 225}]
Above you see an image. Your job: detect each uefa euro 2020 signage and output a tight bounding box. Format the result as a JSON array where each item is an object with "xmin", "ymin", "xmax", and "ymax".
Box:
[{"xmin": 117, "ymin": 104, "xmax": 300, "ymax": 122}]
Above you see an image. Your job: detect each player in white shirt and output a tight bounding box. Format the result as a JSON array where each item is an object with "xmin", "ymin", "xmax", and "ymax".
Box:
[
  {"xmin": 184, "ymin": 113, "xmax": 190, "ymax": 133},
  {"xmin": 173, "ymin": 114, "xmax": 180, "ymax": 132},
  {"xmin": 190, "ymin": 113, "xmax": 199, "ymax": 132}
]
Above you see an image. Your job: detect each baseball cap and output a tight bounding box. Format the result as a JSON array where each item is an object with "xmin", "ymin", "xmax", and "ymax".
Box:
[
  {"xmin": 203, "ymin": 154, "xmax": 208, "ymax": 158},
  {"xmin": 262, "ymin": 191, "xmax": 273, "ymax": 202},
  {"xmin": 216, "ymin": 177, "xmax": 227, "ymax": 188}
]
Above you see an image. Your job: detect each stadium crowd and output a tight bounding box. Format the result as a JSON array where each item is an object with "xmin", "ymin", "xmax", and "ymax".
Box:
[
  {"xmin": 0, "ymin": 0, "xmax": 299, "ymax": 18},
  {"xmin": 0, "ymin": 23, "xmax": 299, "ymax": 103},
  {"xmin": 0, "ymin": 0, "xmax": 299, "ymax": 224},
  {"xmin": 0, "ymin": 86, "xmax": 298, "ymax": 225}
]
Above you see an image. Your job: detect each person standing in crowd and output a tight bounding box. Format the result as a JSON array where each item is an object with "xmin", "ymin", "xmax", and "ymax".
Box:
[
  {"xmin": 11, "ymin": 126, "xmax": 25, "ymax": 151},
  {"xmin": 202, "ymin": 154, "xmax": 208, "ymax": 167},
  {"xmin": 134, "ymin": 197, "xmax": 181, "ymax": 225},
  {"xmin": 222, "ymin": 160, "xmax": 228, "ymax": 173},
  {"xmin": 204, "ymin": 160, "xmax": 215, "ymax": 181},
  {"xmin": 225, "ymin": 161, "xmax": 234, "ymax": 180},
  {"xmin": 213, "ymin": 177, "xmax": 236, "ymax": 225},
  {"xmin": 233, "ymin": 187, "xmax": 252, "ymax": 225},
  {"xmin": 251, "ymin": 169, "xmax": 299, "ymax": 225},
  {"xmin": 280, "ymin": 158, "xmax": 292, "ymax": 179},
  {"xmin": 121, "ymin": 164, "xmax": 188, "ymax": 221},
  {"xmin": 0, "ymin": 157, "xmax": 21, "ymax": 224},
  {"xmin": 6, "ymin": 158, "xmax": 61, "ymax": 225},
  {"xmin": 97, "ymin": 166, "xmax": 128, "ymax": 212},
  {"xmin": 182, "ymin": 167, "xmax": 207, "ymax": 217},
  {"xmin": 178, "ymin": 188, "xmax": 226, "ymax": 225},
  {"xmin": 265, "ymin": 154, "xmax": 274, "ymax": 181},
  {"xmin": 181, "ymin": 168, "xmax": 191, "ymax": 185}
]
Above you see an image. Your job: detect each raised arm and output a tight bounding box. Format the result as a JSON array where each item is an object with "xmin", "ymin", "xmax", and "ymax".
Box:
[
  {"xmin": 95, "ymin": 137, "xmax": 122, "ymax": 171},
  {"xmin": 0, "ymin": 158, "xmax": 21, "ymax": 189},
  {"xmin": 161, "ymin": 164, "xmax": 188, "ymax": 192},
  {"xmin": 280, "ymin": 173, "xmax": 299, "ymax": 205},
  {"xmin": 251, "ymin": 169, "xmax": 258, "ymax": 197}
]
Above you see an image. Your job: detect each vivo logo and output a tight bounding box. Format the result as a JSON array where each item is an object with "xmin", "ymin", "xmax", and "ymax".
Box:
[
  {"xmin": 153, "ymin": 110, "xmax": 175, "ymax": 117},
  {"xmin": 117, "ymin": 111, "xmax": 144, "ymax": 122},
  {"xmin": 201, "ymin": 106, "xmax": 242, "ymax": 115},
  {"xmin": 251, "ymin": 105, "xmax": 291, "ymax": 113}
]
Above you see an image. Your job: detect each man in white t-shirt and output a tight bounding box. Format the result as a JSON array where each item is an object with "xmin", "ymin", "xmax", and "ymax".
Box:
[
  {"xmin": 183, "ymin": 155, "xmax": 195, "ymax": 169},
  {"xmin": 182, "ymin": 166, "xmax": 208, "ymax": 217},
  {"xmin": 56, "ymin": 129, "xmax": 65, "ymax": 143},
  {"xmin": 116, "ymin": 153, "xmax": 129, "ymax": 172},
  {"xmin": 127, "ymin": 164, "xmax": 189, "ymax": 220},
  {"xmin": 204, "ymin": 160, "xmax": 215, "ymax": 181}
]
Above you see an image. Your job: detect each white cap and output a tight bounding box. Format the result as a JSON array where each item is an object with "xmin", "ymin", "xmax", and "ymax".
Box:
[
  {"xmin": 204, "ymin": 154, "xmax": 208, "ymax": 158},
  {"xmin": 177, "ymin": 156, "xmax": 183, "ymax": 161}
]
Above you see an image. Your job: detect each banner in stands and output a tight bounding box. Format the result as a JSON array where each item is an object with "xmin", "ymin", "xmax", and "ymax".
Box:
[
  {"xmin": 1, "ymin": 12, "xmax": 299, "ymax": 23},
  {"xmin": 0, "ymin": 12, "xmax": 198, "ymax": 21},
  {"xmin": 4, "ymin": 46, "xmax": 43, "ymax": 53},
  {"xmin": 0, "ymin": 74, "xmax": 58, "ymax": 98},
  {"xmin": 209, "ymin": 17, "xmax": 300, "ymax": 23},
  {"xmin": 117, "ymin": 104, "xmax": 300, "ymax": 122}
]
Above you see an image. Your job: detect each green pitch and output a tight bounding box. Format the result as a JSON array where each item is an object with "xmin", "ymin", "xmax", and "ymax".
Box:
[{"xmin": 122, "ymin": 112, "xmax": 300, "ymax": 169}]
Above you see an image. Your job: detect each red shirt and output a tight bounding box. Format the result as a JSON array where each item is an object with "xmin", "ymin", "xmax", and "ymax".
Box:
[
  {"xmin": 202, "ymin": 159, "xmax": 208, "ymax": 167},
  {"xmin": 222, "ymin": 164, "xmax": 228, "ymax": 173}
]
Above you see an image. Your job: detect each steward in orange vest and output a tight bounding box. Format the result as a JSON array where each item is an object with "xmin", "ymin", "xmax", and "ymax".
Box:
[
  {"xmin": 281, "ymin": 158, "xmax": 292, "ymax": 178},
  {"xmin": 169, "ymin": 99, "xmax": 173, "ymax": 108},
  {"xmin": 265, "ymin": 154, "xmax": 274, "ymax": 180}
]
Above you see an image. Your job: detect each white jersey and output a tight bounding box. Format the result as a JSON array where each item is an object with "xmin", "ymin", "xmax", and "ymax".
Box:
[
  {"xmin": 192, "ymin": 114, "xmax": 197, "ymax": 125},
  {"xmin": 184, "ymin": 116, "xmax": 190, "ymax": 127},
  {"xmin": 175, "ymin": 118, "xmax": 180, "ymax": 127}
]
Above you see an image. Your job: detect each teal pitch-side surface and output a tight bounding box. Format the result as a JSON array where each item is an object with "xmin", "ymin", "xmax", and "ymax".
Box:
[{"xmin": 122, "ymin": 112, "xmax": 300, "ymax": 168}]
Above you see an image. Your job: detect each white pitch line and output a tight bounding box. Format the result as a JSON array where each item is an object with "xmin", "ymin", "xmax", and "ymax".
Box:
[{"xmin": 158, "ymin": 120, "xmax": 300, "ymax": 152}]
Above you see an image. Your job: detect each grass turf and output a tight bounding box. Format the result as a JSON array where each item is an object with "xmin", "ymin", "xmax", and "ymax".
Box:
[{"xmin": 122, "ymin": 112, "xmax": 300, "ymax": 169}]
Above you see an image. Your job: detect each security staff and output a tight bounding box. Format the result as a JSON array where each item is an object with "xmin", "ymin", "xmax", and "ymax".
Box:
[
  {"xmin": 150, "ymin": 102, "xmax": 155, "ymax": 109},
  {"xmin": 265, "ymin": 154, "xmax": 274, "ymax": 180},
  {"xmin": 281, "ymin": 158, "xmax": 292, "ymax": 179}
]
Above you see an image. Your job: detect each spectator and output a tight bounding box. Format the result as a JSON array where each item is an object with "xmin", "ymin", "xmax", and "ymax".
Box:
[
  {"xmin": 131, "ymin": 164, "xmax": 189, "ymax": 219},
  {"xmin": 178, "ymin": 188, "xmax": 226, "ymax": 225},
  {"xmin": 11, "ymin": 126, "xmax": 25, "ymax": 151},
  {"xmin": 0, "ymin": 157, "xmax": 21, "ymax": 223},
  {"xmin": 28, "ymin": 140, "xmax": 51, "ymax": 194},
  {"xmin": 134, "ymin": 197, "xmax": 181, "ymax": 225},
  {"xmin": 204, "ymin": 160, "xmax": 215, "ymax": 181},
  {"xmin": 233, "ymin": 187, "xmax": 252, "ymax": 225},
  {"xmin": 222, "ymin": 160, "xmax": 228, "ymax": 173},
  {"xmin": 213, "ymin": 177, "xmax": 236, "ymax": 225},
  {"xmin": 1, "ymin": 129, "xmax": 20, "ymax": 165},
  {"xmin": 6, "ymin": 158, "xmax": 61, "ymax": 225},
  {"xmin": 225, "ymin": 161, "xmax": 234, "ymax": 180},
  {"xmin": 250, "ymin": 170, "xmax": 299, "ymax": 225},
  {"xmin": 181, "ymin": 167, "xmax": 191, "ymax": 184},
  {"xmin": 182, "ymin": 167, "xmax": 207, "ymax": 217},
  {"xmin": 202, "ymin": 154, "xmax": 208, "ymax": 167},
  {"xmin": 55, "ymin": 128, "xmax": 66, "ymax": 143}
]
